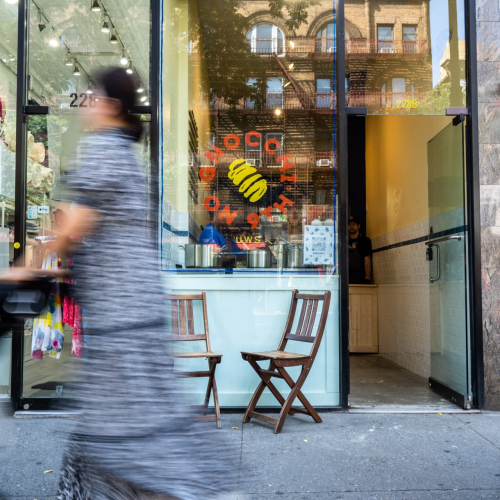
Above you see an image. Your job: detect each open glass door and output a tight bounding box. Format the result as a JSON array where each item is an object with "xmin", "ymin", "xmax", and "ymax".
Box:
[{"xmin": 426, "ymin": 118, "xmax": 471, "ymax": 409}]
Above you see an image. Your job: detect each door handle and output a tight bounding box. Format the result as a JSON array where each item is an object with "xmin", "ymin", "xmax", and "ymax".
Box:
[
  {"xmin": 425, "ymin": 235, "xmax": 461, "ymax": 245},
  {"xmin": 428, "ymin": 243, "xmax": 441, "ymax": 283}
]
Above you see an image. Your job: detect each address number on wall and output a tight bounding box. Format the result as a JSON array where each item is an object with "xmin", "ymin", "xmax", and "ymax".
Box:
[
  {"xmin": 69, "ymin": 93, "xmax": 98, "ymax": 108},
  {"xmin": 396, "ymin": 99, "xmax": 418, "ymax": 109}
]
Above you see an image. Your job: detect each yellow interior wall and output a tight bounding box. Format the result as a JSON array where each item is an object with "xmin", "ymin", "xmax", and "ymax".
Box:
[{"xmin": 365, "ymin": 115, "xmax": 452, "ymax": 239}]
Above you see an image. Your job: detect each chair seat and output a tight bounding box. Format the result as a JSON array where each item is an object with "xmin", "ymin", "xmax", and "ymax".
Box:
[
  {"xmin": 241, "ymin": 350, "xmax": 310, "ymax": 361},
  {"xmin": 174, "ymin": 351, "xmax": 222, "ymax": 358}
]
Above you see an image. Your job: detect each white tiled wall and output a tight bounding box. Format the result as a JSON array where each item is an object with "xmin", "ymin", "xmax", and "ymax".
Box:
[
  {"xmin": 162, "ymin": 202, "xmax": 202, "ymax": 270},
  {"xmin": 372, "ymin": 208, "xmax": 468, "ymax": 387},
  {"xmin": 372, "ymin": 220, "xmax": 431, "ymax": 378}
]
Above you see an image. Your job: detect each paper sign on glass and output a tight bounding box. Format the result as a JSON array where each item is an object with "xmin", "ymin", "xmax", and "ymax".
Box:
[{"xmin": 303, "ymin": 225, "xmax": 335, "ymax": 265}]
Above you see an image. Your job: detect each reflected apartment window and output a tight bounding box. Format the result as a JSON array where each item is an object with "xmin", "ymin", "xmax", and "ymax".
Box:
[
  {"xmin": 267, "ymin": 77, "xmax": 283, "ymax": 109},
  {"xmin": 316, "ymin": 78, "xmax": 332, "ymax": 109},
  {"xmin": 316, "ymin": 22, "xmax": 335, "ymax": 52},
  {"xmin": 265, "ymin": 132, "xmax": 283, "ymax": 166},
  {"xmin": 403, "ymin": 25, "xmax": 418, "ymax": 53},
  {"xmin": 247, "ymin": 24, "xmax": 284, "ymax": 55},
  {"xmin": 245, "ymin": 131, "xmax": 262, "ymax": 166},
  {"xmin": 245, "ymin": 77, "xmax": 257, "ymax": 109},
  {"xmin": 377, "ymin": 25, "xmax": 394, "ymax": 53}
]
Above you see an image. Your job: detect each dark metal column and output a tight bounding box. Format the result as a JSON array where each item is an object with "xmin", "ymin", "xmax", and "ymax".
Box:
[
  {"xmin": 11, "ymin": 0, "xmax": 30, "ymax": 411},
  {"xmin": 464, "ymin": 0, "xmax": 484, "ymax": 409},
  {"xmin": 336, "ymin": 0, "xmax": 350, "ymax": 410},
  {"xmin": 150, "ymin": 0, "xmax": 161, "ymax": 252}
]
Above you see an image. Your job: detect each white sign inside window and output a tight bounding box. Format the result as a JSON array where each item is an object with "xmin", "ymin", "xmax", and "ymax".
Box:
[
  {"xmin": 303, "ymin": 225, "xmax": 335, "ymax": 265},
  {"xmin": 27, "ymin": 206, "xmax": 38, "ymax": 220}
]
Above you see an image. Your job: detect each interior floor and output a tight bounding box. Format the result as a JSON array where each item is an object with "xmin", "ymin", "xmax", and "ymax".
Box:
[{"xmin": 349, "ymin": 354, "xmax": 456, "ymax": 408}]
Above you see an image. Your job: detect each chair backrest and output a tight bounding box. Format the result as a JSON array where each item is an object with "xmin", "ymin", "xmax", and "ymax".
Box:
[
  {"xmin": 165, "ymin": 291, "xmax": 212, "ymax": 352},
  {"xmin": 279, "ymin": 289, "xmax": 331, "ymax": 355}
]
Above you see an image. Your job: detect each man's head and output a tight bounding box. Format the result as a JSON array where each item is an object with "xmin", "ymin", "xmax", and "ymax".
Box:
[{"xmin": 348, "ymin": 215, "xmax": 361, "ymax": 237}]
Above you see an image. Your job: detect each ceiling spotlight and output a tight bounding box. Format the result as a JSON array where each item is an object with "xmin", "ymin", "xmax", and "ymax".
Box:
[
  {"xmin": 136, "ymin": 85, "xmax": 144, "ymax": 93},
  {"xmin": 288, "ymin": 63, "xmax": 295, "ymax": 70},
  {"xmin": 49, "ymin": 33, "xmax": 59, "ymax": 47},
  {"xmin": 90, "ymin": 0, "xmax": 101, "ymax": 12},
  {"xmin": 126, "ymin": 62, "xmax": 133, "ymax": 74},
  {"xmin": 73, "ymin": 62, "xmax": 81, "ymax": 76},
  {"xmin": 140, "ymin": 96, "xmax": 147, "ymax": 102},
  {"xmin": 109, "ymin": 28, "xmax": 118, "ymax": 43},
  {"xmin": 275, "ymin": 108, "xmax": 282, "ymax": 116},
  {"xmin": 86, "ymin": 82, "xmax": 93, "ymax": 94},
  {"xmin": 120, "ymin": 49, "xmax": 128, "ymax": 66},
  {"xmin": 101, "ymin": 16, "xmax": 110, "ymax": 33},
  {"xmin": 65, "ymin": 52, "xmax": 73, "ymax": 66}
]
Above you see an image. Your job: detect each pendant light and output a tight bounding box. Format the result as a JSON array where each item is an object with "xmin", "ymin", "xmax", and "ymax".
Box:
[
  {"xmin": 38, "ymin": 11, "xmax": 46, "ymax": 32},
  {"xmin": 140, "ymin": 95, "xmax": 147, "ymax": 102},
  {"xmin": 73, "ymin": 61, "xmax": 81, "ymax": 76},
  {"xmin": 109, "ymin": 28, "xmax": 119, "ymax": 44},
  {"xmin": 86, "ymin": 82, "xmax": 93, "ymax": 94},
  {"xmin": 126, "ymin": 62, "xmax": 134, "ymax": 75},
  {"xmin": 65, "ymin": 52, "xmax": 73, "ymax": 66},
  {"xmin": 144, "ymin": 101, "xmax": 150, "ymax": 106},
  {"xmin": 101, "ymin": 15, "xmax": 110, "ymax": 33},
  {"xmin": 5, "ymin": 0, "xmax": 18, "ymax": 4},
  {"xmin": 136, "ymin": 84, "xmax": 144, "ymax": 93},
  {"xmin": 90, "ymin": 0, "xmax": 101, "ymax": 12},
  {"xmin": 120, "ymin": 49, "xmax": 128, "ymax": 66}
]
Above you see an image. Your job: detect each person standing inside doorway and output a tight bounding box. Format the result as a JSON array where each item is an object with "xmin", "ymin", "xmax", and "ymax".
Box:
[{"xmin": 348, "ymin": 215, "xmax": 373, "ymax": 284}]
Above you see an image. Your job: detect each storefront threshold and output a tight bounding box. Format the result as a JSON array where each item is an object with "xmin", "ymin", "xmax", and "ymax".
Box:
[
  {"xmin": 348, "ymin": 406, "xmax": 481, "ymax": 414},
  {"xmin": 13, "ymin": 411, "xmax": 79, "ymax": 419}
]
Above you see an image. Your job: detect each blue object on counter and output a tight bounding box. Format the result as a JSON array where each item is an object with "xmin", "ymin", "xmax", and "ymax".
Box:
[{"xmin": 199, "ymin": 223, "xmax": 226, "ymax": 247}]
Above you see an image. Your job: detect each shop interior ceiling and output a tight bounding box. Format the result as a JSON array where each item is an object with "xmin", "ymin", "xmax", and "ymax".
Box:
[{"xmin": 1, "ymin": 0, "xmax": 150, "ymax": 107}]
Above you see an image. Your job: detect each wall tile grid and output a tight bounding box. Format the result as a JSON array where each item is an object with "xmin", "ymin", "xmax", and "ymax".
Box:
[
  {"xmin": 372, "ymin": 208, "xmax": 467, "ymax": 384},
  {"xmin": 372, "ymin": 220, "xmax": 431, "ymax": 378},
  {"xmin": 162, "ymin": 202, "xmax": 201, "ymax": 270},
  {"xmin": 477, "ymin": 0, "xmax": 500, "ymax": 409}
]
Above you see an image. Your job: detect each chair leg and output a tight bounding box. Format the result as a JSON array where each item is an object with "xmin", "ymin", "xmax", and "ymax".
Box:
[
  {"xmin": 274, "ymin": 367, "xmax": 314, "ymax": 434},
  {"xmin": 203, "ymin": 359, "xmax": 215, "ymax": 410},
  {"xmin": 243, "ymin": 379, "xmax": 267, "ymax": 423},
  {"xmin": 212, "ymin": 376, "xmax": 221, "ymax": 429},
  {"xmin": 278, "ymin": 366, "xmax": 322, "ymax": 424}
]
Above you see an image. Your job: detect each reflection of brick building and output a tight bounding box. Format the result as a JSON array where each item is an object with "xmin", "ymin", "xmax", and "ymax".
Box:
[
  {"xmin": 345, "ymin": 0, "xmax": 432, "ymax": 110},
  {"xmin": 197, "ymin": 1, "xmax": 337, "ymax": 234}
]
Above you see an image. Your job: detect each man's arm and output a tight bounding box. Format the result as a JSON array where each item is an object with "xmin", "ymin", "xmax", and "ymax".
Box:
[{"xmin": 364, "ymin": 255, "xmax": 372, "ymax": 282}]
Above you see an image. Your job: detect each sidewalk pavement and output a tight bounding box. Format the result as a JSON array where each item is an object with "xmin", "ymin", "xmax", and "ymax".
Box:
[{"xmin": 1, "ymin": 411, "xmax": 500, "ymax": 499}]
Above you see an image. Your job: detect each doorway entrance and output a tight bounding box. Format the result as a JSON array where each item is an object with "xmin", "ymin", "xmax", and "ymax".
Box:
[{"xmin": 347, "ymin": 114, "xmax": 472, "ymax": 410}]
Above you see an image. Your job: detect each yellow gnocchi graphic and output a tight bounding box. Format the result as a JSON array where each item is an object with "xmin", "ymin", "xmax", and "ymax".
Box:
[{"xmin": 228, "ymin": 159, "xmax": 268, "ymax": 203}]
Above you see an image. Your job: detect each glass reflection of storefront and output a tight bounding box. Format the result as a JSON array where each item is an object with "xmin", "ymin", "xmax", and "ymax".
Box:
[
  {"xmin": 161, "ymin": 0, "xmax": 339, "ymax": 407},
  {"xmin": 0, "ymin": 0, "xmax": 483, "ymax": 412}
]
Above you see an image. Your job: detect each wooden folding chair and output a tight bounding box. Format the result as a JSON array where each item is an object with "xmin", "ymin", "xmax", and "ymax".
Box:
[
  {"xmin": 166, "ymin": 292, "xmax": 222, "ymax": 428},
  {"xmin": 241, "ymin": 289, "xmax": 331, "ymax": 434}
]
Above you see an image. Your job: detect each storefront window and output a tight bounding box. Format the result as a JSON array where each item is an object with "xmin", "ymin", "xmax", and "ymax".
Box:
[
  {"xmin": 21, "ymin": 0, "xmax": 151, "ymax": 400},
  {"xmin": 161, "ymin": 0, "xmax": 339, "ymax": 407},
  {"xmin": 346, "ymin": 0, "xmax": 467, "ymax": 114},
  {"xmin": 0, "ymin": 0, "xmax": 18, "ymax": 400}
]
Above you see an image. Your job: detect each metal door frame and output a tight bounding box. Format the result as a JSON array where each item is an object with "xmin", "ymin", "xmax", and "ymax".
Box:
[{"xmin": 336, "ymin": 0, "xmax": 484, "ymax": 409}]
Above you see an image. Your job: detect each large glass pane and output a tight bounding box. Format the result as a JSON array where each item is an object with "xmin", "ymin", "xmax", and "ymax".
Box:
[
  {"xmin": 427, "ymin": 120, "xmax": 470, "ymax": 404},
  {"xmin": 23, "ymin": 0, "xmax": 151, "ymax": 399},
  {"xmin": 345, "ymin": 0, "xmax": 467, "ymax": 115},
  {"xmin": 161, "ymin": 0, "xmax": 339, "ymax": 407},
  {"xmin": 0, "ymin": 0, "xmax": 18, "ymax": 399}
]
